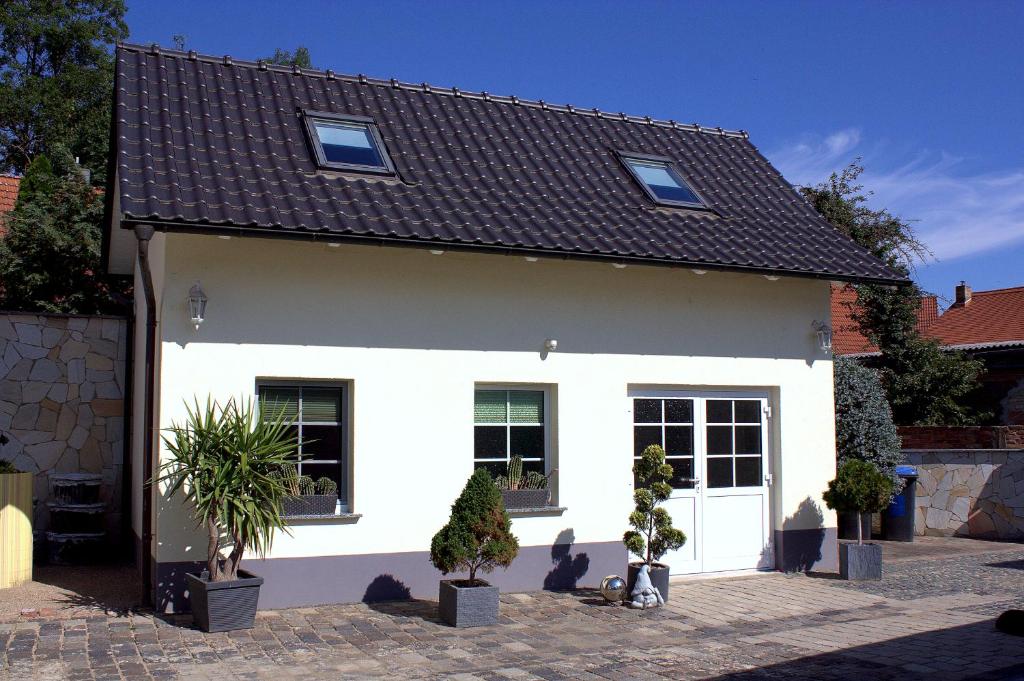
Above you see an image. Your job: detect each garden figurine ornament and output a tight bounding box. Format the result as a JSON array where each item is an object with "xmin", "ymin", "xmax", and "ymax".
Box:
[{"xmin": 627, "ymin": 564, "xmax": 664, "ymax": 609}]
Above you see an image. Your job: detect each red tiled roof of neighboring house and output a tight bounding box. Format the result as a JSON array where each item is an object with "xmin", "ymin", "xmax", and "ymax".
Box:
[
  {"xmin": 927, "ymin": 286, "xmax": 1024, "ymax": 349},
  {"xmin": 831, "ymin": 284, "xmax": 939, "ymax": 355},
  {"xmin": 0, "ymin": 175, "xmax": 20, "ymax": 214}
]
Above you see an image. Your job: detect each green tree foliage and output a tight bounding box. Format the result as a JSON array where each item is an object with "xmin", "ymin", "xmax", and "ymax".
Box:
[
  {"xmin": 157, "ymin": 397, "xmax": 298, "ymax": 582},
  {"xmin": 803, "ymin": 162, "xmax": 986, "ymax": 425},
  {"xmin": 623, "ymin": 444, "xmax": 686, "ymax": 565},
  {"xmin": 834, "ymin": 357, "xmax": 903, "ymax": 491},
  {"xmin": 430, "ymin": 468, "xmax": 519, "ymax": 584},
  {"xmin": 264, "ymin": 46, "xmax": 313, "ymax": 69},
  {"xmin": 823, "ymin": 459, "xmax": 893, "ymax": 544},
  {"xmin": 0, "ymin": 151, "xmax": 127, "ymax": 313},
  {"xmin": 0, "ymin": 0, "xmax": 128, "ymax": 181}
]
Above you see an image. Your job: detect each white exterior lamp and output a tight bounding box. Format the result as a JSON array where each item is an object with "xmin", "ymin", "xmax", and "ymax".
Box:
[
  {"xmin": 188, "ymin": 283, "xmax": 208, "ymax": 330},
  {"xmin": 812, "ymin": 320, "xmax": 833, "ymax": 353}
]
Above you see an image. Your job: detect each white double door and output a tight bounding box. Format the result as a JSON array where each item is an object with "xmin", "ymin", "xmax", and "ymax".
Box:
[{"xmin": 630, "ymin": 390, "xmax": 772, "ymax": 575}]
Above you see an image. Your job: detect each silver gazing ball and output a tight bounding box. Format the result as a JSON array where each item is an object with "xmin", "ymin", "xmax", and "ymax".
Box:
[{"xmin": 600, "ymin": 575, "xmax": 627, "ymax": 603}]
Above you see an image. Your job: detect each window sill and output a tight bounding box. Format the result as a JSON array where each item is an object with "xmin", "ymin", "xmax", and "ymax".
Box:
[
  {"xmin": 282, "ymin": 512, "xmax": 362, "ymax": 524},
  {"xmin": 506, "ymin": 506, "xmax": 567, "ymax": 518}
]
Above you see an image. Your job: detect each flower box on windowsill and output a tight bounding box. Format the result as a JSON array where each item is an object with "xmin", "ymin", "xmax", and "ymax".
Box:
[
  {"xmin": 282, "ymin": 494, "xmax": 337, "ymax": 518},
  {"xmin": 501, "ymin": 489, "xmax": 550, "ymax": 510}
]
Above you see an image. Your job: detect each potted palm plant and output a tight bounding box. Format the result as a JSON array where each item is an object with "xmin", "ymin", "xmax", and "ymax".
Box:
[
  {"xmin": 823, "ymin": 459, "xmax": 893, "ymax": 580},
  {"xmin": 494, "ymin": 456, "xmax": 551, "ymax": 509},
  {"xmin": 430, "ymin": 468, "xmax": 519, "ymax": 627},
  {"xmin": 157, "ymin": 397, "xmax": 296, "ymax": 632},
  {"xmin": 623, "ymin": 444, "xmax": 686, "ymax": 603}
]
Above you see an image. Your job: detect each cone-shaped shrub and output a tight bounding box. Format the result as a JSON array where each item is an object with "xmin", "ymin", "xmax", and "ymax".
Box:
[
  {"xmin": 823, "ymin": 459, "xmax": 893, "ymax": 544},
  {"xmin": 623, "ymin": 444, "xmax": 686, "ymax": 565},
  {"xmin": 430, "ymin": 468, "xmax": 519, "ymax": 584}
]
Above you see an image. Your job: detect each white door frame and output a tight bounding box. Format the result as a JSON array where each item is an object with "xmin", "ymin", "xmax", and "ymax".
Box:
[{"xmin": 628, "ymin": 388, "xmax": 773, "ymax": 575}]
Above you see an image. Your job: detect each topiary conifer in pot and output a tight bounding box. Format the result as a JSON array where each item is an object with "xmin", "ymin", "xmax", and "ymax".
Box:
[
  {"xmin": 157, "ymin": 397, "xmax": 296, "ymax": 632},
  {"xmin": 823, "ymin": 459, "xmax": 893, "ymax": 580},
  {"xmin": 623, "ymin": 444, "xmax": 686, "ymax": 603},
  {"xmin": 430, "ymin": 468, "xmax": 519, "ymax": 627}
]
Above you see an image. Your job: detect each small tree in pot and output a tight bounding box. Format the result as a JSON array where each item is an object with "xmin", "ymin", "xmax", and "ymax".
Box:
[
  {"xmin": 430, "ymin": 468, "xmax": 519, "ymax": 627},
  {"xmin": 623, "ymin": 444, "xmax": 686, "ymax": 603},
  {"xmin": 157, "ymin": 397, "xmax": 296, "ymax": 631},
  {"xmin": 823, "ymin": 459, "xmax": 893, "ymax": 580}
]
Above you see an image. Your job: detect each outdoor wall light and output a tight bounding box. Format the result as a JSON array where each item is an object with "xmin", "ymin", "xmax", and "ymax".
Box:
[
  {"xmin": 691, "ymin": 269, "xmax": 707, "ymax": 276},
  {"xmin": 187, "ymin": 282, "xmax": 208, "ymax": 330},
  {"xmin": 612, "ymin": 263, "xmax": 628, "ymax": 269},
  {"xmin": 545, "ymin": 339, "xmax": 558, "ymax": 352},
  {"xmin": 812, "ymin": 320, "xmax": 833, "ymax": 353}
]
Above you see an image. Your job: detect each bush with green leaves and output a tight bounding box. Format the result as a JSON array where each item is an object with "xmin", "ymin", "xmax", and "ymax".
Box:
[
  {"xmin": 430, "ymin": 468, "xmax": 519, "ymax": 585},
  {"xmin": 823, "ymin": 459, "xmax": 893, "ymax": 544},
  {"xmin": 623, "ymin": 444, "xmax": 686, "ymax": 566},
  {"xmin": 156, "ymin": 397, "xmax": 297, "ymax": 582},
  {"xmin": 835, "ymin": 357, "xmax": 903, "ymax": 494}
]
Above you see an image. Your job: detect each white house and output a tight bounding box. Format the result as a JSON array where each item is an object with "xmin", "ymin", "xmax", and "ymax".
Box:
[{"xmin": 104, "ymin": 44, "xmax": 903, "ymax": 610}]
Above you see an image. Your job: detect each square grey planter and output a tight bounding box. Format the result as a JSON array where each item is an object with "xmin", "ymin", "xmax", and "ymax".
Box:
[
  {"xmin": 438, "ymin": 579, "xmax": 499, "ymax": 628},
  {"xmin": 186, "ymin": 569, "xmax": 263, "ymax": 632},
  {"xmin": 626, "ymin": 562, "xmax": 670, "ymax": 603},
  {"xmin": 500, "ymin": 489, "xmax": 549, "ymax": 510},
  {"xmin": 282, "ymin": 494, "xmax": 337, "ymax": 517},
  {"xmin": 839, "ymin": 543, "xmax": 882, "ymax": 581}
]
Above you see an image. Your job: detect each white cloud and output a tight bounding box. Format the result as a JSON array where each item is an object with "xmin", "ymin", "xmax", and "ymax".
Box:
[{"xmin": 769, "ymin": 130, "xmax": 1024, "ymax": 263}]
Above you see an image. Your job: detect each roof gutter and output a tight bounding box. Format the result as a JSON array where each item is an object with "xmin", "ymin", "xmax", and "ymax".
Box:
[
  {"xmin": 119, "ymin": 218, "xmax": 910, "ymax": 287},
  {"xmin": 133, "ymin": 224, "xmax": 157, "ymax": 607}
]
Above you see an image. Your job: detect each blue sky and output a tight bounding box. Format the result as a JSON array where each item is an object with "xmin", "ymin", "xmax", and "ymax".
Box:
[{"xmin": 126, "ymin": 0, "xmax": 1023, "ymax": 306}]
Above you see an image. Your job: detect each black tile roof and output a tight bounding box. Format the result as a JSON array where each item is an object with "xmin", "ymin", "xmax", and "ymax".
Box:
[{"xmin": 112, "ymin": 43, "xmax": 905, "ymax": 284}]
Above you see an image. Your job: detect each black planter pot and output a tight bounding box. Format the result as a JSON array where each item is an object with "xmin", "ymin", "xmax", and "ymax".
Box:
[
  {"xmin": 500, "ymin": 489, "xmax": 549, "ymax": 510},
  {"xmin": 281, "ymin": 494, "xmax": 338, "ymax": 517},
  {"xmin": 837, "ymin": 511, "xmax": 872, "ymax": 541},
  {"xmin": 626, "ymin": 562, "xmax": 670, "ymax": 603},
  {"xmin": 839, "ymin": 543, "xmax": 882, "ymax": 581},
  {"xmin": 438, "ymin": 579, "xmax": 499, "ymax": 628},
  {"xmin": 186, "ymin": 569, "xmax": 264, "ymax": 632}
]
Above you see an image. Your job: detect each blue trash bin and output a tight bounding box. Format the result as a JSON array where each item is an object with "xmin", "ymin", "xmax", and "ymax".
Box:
[{"xmin": 882, "ymin": 465, "xmax": 918, "ymax": 542}]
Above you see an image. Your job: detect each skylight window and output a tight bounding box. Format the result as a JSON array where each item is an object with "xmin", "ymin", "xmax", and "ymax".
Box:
[
  {"xmin": 621, "ymin": 155, "xmax": 704, "ymax": 208},
  {"xmin": 303, "ymin": 111, "xmax": 395, "ymax": 174}
]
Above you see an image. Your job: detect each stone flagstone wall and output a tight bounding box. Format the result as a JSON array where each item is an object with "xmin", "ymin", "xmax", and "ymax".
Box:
[
  {"xmin": 905, "ymin": 449, "xmax": 1024, "ymax": 539},
  {"xmin": 0, "ymin": 312, "xmax": 127, "ymax": 540}
]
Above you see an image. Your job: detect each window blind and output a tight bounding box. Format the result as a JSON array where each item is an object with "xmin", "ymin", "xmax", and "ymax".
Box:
[
  {"xmin": 474, "ymin": 390, "xmax": 507, "ymax": 424},
  {"xmin": 509, "ymin": 391, "xmax": 544, "ymax": 423}
]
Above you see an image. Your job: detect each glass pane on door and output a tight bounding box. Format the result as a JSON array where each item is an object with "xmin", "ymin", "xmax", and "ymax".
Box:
[
  {"xmin": 704, "ymin": 399, "xmax": 764, "ymax": 489},
  {"xmin": 633, "ymin": 398, "xmax": 694, "ymax": 489}
]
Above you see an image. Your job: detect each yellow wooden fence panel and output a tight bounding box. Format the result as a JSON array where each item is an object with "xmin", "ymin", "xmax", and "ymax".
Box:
[{"xmin": 0, "ymin": 472, "xmax": 33, "ymax": 589}]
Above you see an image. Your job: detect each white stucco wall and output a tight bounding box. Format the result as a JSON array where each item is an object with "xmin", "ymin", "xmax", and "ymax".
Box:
[{"xmin": 149, "ymin": 233, "xmax": 837, "ymax": 564}]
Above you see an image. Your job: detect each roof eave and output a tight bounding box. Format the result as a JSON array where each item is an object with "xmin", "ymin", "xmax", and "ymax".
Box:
[{"xmin": 118, "ymin": 217, "xmax": 910, "ymax": 287}]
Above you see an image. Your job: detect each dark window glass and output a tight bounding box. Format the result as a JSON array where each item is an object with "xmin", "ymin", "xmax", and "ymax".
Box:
[
  {"xmin": 300, "ymin": 424, "xmax": 342, "ymax": 461},
  {"xmin": 734, "ymin": 400, "xmax": 761, "ymax": 424},
  {"xmin": 665, "ymin": 426, "xmax": 693, "ymax": 456},
  {"xmin": 474, "ymin": 461, "xmax": 506, "ymax": 479},
  {"xmin": 521, "ymin": 459, "xmax": 545, "ymax": 476},
  {"xmin": 474, "ymin": 426, "xmax": 507, "ymax": 459},
  {"xmin": 633, "ymin": 426, "xmax": 662, "ymax": 456},
  {"xmin": 314, "ymin": 121, "xmax": 385, "ymax": 168},
  {"xmin": 625, "ymin": 159, "xmax": 702, "ymax": 206},
  {"xmin": 707, "ymin": 426, "xmax": 733, "ymax": 455},
  {"xmin": 510, "ymin": 426, "xmax": 544, "ymax": 460},
  {"xmin": 664, "ymin": 399, "xmax": 693, "ymax": 423},
  {"xmin": 735, "ymin": 457, "xmax": 763, "ymax": 487},
  {"xmin": 633, "ymin": 399, "xmax": 662, "ymax": 423},
  {"xmin": 665, "ymin": 457, "xmax": 694, "ymax": 488},
  {"xmin": 706, "ymin": 400, "xmax": 733, "ymax": 424},
  {"xmin": 735, "ymin": 426, "xmax": 762, "ymax": 455},
  {"xmin": 707, "ymin": 457, "xmax": 734, "ymax": 488}
]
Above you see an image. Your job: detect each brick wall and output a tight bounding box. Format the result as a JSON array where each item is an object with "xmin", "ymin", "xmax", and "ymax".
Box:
[{"xmin": 899, "ymin": 425, "xmax": 1024, "ymax": 449}]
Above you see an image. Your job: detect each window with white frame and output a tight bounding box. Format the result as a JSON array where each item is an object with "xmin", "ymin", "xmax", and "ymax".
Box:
[
  {"xmin": 258, "ymin": 383, "xmax": 347, "ymax": 508},
  {"xmin": 473, "ymin": 389, "xmax": 547, "ymax": 479}
]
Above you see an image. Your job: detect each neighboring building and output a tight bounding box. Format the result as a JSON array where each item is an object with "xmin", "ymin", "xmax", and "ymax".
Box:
[
  {"xmin": 833, "ymin": 282, "xmax": 1024, "ymax": 423},
  {"xmin": 104, "ymin": 44, "xmax": 902, "ymax": 610},
  {"xmin": 0, "ymin": 175, "xmax": 20, "ymax": 234}
]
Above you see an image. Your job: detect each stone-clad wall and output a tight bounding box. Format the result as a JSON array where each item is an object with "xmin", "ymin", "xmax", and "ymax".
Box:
[
  {"xmin": 905, "ymin": 449, "xmax": 1024, "ymax": 539},
  {"xmin": 0, "ymin": 312, "xmax": 127, "ymax": 539}
]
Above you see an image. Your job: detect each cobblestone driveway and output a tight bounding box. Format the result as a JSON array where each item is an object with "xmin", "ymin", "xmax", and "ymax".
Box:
[{"xmin": 3, "ymin": 546, "xmax": 1023, "ymax": 680}]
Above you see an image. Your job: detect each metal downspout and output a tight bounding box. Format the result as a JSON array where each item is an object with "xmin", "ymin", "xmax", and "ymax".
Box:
[{"xmin": 134, "ymin": 224, "xmax": 157, "ymax": 607}]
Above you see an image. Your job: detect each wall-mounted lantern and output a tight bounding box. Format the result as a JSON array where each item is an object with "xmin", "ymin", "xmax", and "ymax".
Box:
[
  {"xmin": 187, "ymin": 282, "xmax": 208, "ymax": 330},
  {"xmin": 812, "ymin": 320, "xmax": 833, "ymax": 353}
]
